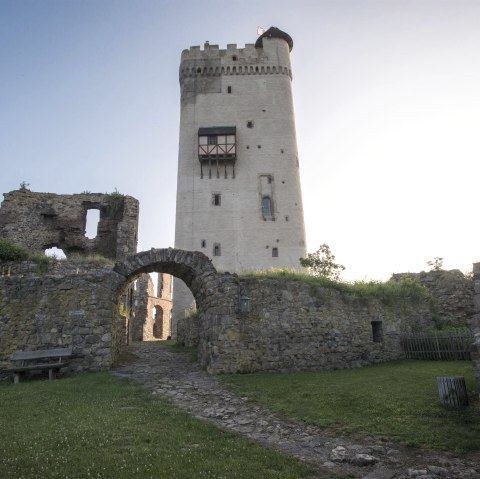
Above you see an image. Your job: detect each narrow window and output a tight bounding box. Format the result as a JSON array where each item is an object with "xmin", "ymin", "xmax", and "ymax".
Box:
[
  {"xmin": 201, "ymin": 240, "xmax": 206, "ymax": 248},
  {"xmin": 212, "ymin": 193, "xmax": 221, "ymax": 206},
  {"xmin": 227, "ymin": 86, "xmax": 232, "ymax": 94},
  {"xmin": 213, "ymin": 243, "xmax": 221, "ymax": 256},
  {"xmin": 208, "ymin": 135, "xmax": 217, "ymax": 145},
  {"xmin": 272, "ymin": 247, "xmax": 278, "ymax": 257},
  {"xmin": 247, "ymin": 120, "xmax": 254, "ymax": 128},
  {"xmin": 371, "ymin": 321, "xmax": 383, "ymax": 343},
  {"xmin": 85, "ymin": 209, "xmax": 100, "ymax": 239},
  {"xmin": 262, "ymin": 196, "xmax": 272, "ymax": 217}
]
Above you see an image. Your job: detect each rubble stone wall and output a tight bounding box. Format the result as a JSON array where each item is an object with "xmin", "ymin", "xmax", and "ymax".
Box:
[
  {"xmin": 178, "ymin": 276, "xmax": 436, "ymax": 373},
  {"xmin": 391, "ymin": 270, "xmax": 473, "ymax": 328},
  {"xmin": 472, "ymin": 262, "xmax": 480, "ymax": 394},
  {"xmin": 0, "ymin": 189, "xmax": 138, "ymax": 260},
  {"xmin": 0, "ymin": 261, "xmax": 121, "ymax": 375}
]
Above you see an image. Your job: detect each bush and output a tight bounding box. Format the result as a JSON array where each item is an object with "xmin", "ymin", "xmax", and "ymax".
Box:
[{"xmin": 0, "ymin": 239, "xmax": 29, "ymax": 261}]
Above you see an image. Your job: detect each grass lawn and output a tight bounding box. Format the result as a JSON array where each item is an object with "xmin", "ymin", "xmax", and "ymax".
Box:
[
  {"xmin": 0, "ymin": 372, "xmax": 318, "ymax": 479},
  {"xmin": 220, "ymin": 360, "xmax": 480, "ymax": 452}
]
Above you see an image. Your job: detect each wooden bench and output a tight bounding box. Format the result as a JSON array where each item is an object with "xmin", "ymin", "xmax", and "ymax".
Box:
[{"xmin": 3, "ymin": 348, "xmax": 73, "ymax": 384}]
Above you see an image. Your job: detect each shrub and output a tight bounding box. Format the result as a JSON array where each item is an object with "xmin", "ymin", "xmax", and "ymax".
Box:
[{"xmin": 0, "ymin": 239, "xmax": 30, "ymax": 261}]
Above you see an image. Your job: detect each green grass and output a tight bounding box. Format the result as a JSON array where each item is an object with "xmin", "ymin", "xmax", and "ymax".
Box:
[
  {"xmin": 0, "ymin": 373, "xmax": 318, "ymax": 479},
  {"xmin": 220, "ymin": 360, "xmax": 480, "ymax": 452},
  {"xmin": 239, "ymin": 269, "xmax": 431, "ymax": 305}
]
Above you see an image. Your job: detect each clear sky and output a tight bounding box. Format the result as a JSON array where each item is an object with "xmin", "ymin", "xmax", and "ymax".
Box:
[{"xmin": 1, "ymin": 0, "xmax": 478, "ymax": 280}]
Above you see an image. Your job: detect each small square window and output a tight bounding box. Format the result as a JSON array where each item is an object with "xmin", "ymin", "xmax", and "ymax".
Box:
[
  {"xmin": 272, "ymin": 247, "xmax": 278, "ymax": 257},
  {"xmin": 247, "ymin": 120, "xmax": 254, "ymax": 128},
  {"xmin": 207, "ymin": 136, "xmax": 217, "ymax": 145},
  {"xmin": 212, "ymin": 193, "xmax": 221, "ymax": 206},
  {"xmin": 232, "ymin": 55, "xmax": 237, "ymax": 61}
]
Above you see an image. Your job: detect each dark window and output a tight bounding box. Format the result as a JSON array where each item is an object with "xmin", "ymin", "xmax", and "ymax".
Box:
[
  {"xmin": 213, "ymin": 193, "xmax": 221, "ymax": 206},
  {"xmin": 232, "ymin": 55, "xmax": 237, "ymax": 61},
  {"xmin": 247, "ymin": 120, "xmax": 254, "ymax": 128},
  {"xmin": 262, "ymin": 196, "xmax": 272, "ymax": 217},
  {"xmin": 227, "ymin": 86, "xmax": 232, "ymax": 94},
  {"xmin": 213, "ymin": 243, "xmax": 221, "ymax": 256},
  {"xmin": 201, "ymin": 240, "xmax": 206, "ymax": 248},
  {"xmin": 208, "ymin": 136, "xmax": 217, "ymax": 145},
  {"xmin": 371, "ymin": 321, "xmax": 383, "ymax": 342},
  {"xmin": 272, "ymin": 247, "xmax": 278, "ymax": 257}
]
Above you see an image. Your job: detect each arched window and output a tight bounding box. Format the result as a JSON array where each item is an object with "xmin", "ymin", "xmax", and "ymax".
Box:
[{"xmin": 262, "ymin": 196, "xmax": 273, "ymax": 218}]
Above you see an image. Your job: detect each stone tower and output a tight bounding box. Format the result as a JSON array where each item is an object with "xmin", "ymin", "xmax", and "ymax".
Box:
[{"xmin": 173, "ymin": 27, "xmax": 307, "ymax": 331}]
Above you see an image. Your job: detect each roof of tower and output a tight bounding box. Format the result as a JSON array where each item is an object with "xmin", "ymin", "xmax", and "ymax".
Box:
[{"xmin": 255, "ymin": 27, "xmax": 293, "ymax": 52}]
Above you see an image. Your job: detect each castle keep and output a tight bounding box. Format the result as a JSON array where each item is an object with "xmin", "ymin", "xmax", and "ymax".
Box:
[{"xmin": 173, "ymin": 27, "xmax": 307, "ymax": 330}]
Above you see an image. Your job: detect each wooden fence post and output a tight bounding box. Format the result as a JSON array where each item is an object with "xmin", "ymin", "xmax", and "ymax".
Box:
[{"xmin": 436, "ymin": 376, "xmax": 469, "ymax": 407}]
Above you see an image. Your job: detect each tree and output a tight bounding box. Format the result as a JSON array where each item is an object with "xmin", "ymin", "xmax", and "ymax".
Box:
[
  {"xmin": 427, "ymin": 257, "xmax": 443, "ymax": 271},
  {"xmin": 299, "ymin": 244, "xmax": 345, "ymax": 280}
]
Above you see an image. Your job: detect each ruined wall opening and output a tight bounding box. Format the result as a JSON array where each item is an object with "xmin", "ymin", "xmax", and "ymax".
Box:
[
  {"xmin": 85, "ymin": 209, "xmax": 100, "ymax": 239},
  {"xmin": 153, "ymin": 306, "xmax": 164, "ymax": 339},
  {"xmin": 45, "ymin": 246, "xmax": 67, "ymax": 259}
]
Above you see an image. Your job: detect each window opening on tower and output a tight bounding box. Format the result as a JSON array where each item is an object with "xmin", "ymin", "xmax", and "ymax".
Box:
[
  {"xmin": 213, "ymin": 243, "xmax": 221, "ymax": 256},
  {"xmin": 262, "ymin": 196, "xmax": 273, "ymax": 218},
  {"xmin": 212, "ymin": 193, "xmax": 221, "ymax": 206}
]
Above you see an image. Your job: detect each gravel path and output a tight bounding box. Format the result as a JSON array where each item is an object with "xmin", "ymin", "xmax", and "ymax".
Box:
[{"xmin": 112, "ymin": 342, "xmax": 480, "ymax": 479}]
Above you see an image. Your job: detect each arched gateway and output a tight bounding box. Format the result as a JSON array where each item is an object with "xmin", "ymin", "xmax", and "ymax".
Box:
[{"xmin": 113, "ymin": 248, "xmax": 240, "ymax": 373}]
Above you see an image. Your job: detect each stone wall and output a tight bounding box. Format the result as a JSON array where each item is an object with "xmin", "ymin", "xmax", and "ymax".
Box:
[
  {"xmin": 472, "ymin": 262, "xmax": 480, "ymax": 394},
  {"xmin": 0, "ymin": 189, "xmax": 138, "ymax": 260},
  {"xmin": 0, "ymin": 260, "xmax": 120, "ymax": 375},
  {"xmin": 178, "ymin": 276, "xmax": 435, "ymax": 373},
  {"xmin": 391, "ymin": 270, "xmax": 473, "ymax": 329},
  {"xmin": 132, "ymin": 273, "xmax": 172, "ymax": 341}
]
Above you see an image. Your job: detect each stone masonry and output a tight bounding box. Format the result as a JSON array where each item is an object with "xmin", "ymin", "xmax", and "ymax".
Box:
[
  {"xmin": 472, "ymin": 262, "xmax": 480, "ymax": 395},
  {"xmin": 1, "ymin": 249, "xmax": 478, "ymax": 397},
  {"xmin": 131, "ymin": 273, "xmax": 172, "ymax": 341},
  {"xmin": 0, "ymin": 189, "xmax": 139, "ymax": 260},
  {"xmin": 392, "ymin": 269, "xmax": 474, "ymax": 329}
]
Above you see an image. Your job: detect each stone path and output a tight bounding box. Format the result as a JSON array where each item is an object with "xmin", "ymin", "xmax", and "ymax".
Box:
[{"xmin": 112, "ymin": 342, "xmax": 480, "ymax": 479}]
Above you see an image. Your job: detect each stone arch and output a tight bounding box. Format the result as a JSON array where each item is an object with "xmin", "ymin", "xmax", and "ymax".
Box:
[
  {"xmin": 113, "ymin": 248, "xmax": 239, "ymax": 373},
  {"xmin": 113, "ymin": 248, "xmax": 220, "ymax": 312}
]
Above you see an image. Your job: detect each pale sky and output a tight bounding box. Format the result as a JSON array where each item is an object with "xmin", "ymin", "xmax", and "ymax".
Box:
[{"xmin": 1, "ymin": 0, "xmax": 478, "ymax": 281}]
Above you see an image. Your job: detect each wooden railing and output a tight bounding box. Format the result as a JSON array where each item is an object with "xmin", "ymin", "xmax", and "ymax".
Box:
[{"xmin": 401, "ymin": 330, "xmax": 474, "ymax": 360}]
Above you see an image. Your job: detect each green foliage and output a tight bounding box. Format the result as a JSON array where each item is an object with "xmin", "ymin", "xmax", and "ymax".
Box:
[
  {"xmin": 0, "ymin": 239, "xmax": 29, "ymax": 261},
  {"xmin": 0, "ymin": 373, "xmax": 316, "ymax": 478},
  {"xmin": 299, "ymin": 244, "xmax": 345, "ymax": 280},
  {"xmin": 68, "ymin": 253, "xmax": 113, "ymax": 265},
  {"xmin": 30, "ymin": 252, "xmax": 53, "ymax": 273},
  {"xmin": 0, "ymin": 240, "xmax": 54, "ymax": 273},
  {"xmin": 104, "ymin": 188, "xmax": 125, "ymax": 219},
  {"xmin": 221, "ymin": 360, "xmax": 480, "ymax": 452},
  {"xmin": 427, "ymin": 256, "xmax": 444, "ymax": 271},
  {"xmin": 240, "ymin": 269, "xmax": 430, "ymax": 305}
]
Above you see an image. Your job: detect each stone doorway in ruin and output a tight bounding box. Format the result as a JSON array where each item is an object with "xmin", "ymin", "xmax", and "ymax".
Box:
[{"xmin": 113, "ymin": 248, "xmax": 221, "ymax": 347}]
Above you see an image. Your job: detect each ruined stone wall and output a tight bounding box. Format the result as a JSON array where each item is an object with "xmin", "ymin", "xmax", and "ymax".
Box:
[
  {"xmin": 472, "ymin": 262, "xmax": 480, "ymax": 394},
  {"xmin": 391, "ymin": 270, "xmax": 473, "ymax": 328},
  {"xmin": 0, "ymin": 260, "xmax": 120, "ymax": 375},
  {"xmin": 131, "ymin": 273, "xmax": 172, "ymax": 341},
  {"xmin": 0, "ymin": 189, "xmax": 138, "ymax": 260},
  {"xmin": 178, "ymin": 276, "xmax": 436, "ymax": 373}
]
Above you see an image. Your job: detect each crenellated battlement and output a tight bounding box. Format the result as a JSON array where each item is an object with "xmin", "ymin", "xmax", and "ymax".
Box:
[
  {"xmin": 180, "ymin": 36, "xmax": 292, "ymax": 82},
  {"xmin": 180, "ymin": 63, "xmax": 292, "ymax": 81}
]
